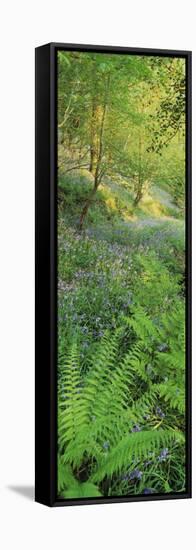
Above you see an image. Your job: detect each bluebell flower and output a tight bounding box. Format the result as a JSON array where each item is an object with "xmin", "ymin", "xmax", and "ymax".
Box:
[
  {"xmin": 129, "ymin": 469, "xmax": 142, "ymax": 480},
  {"xmin": 143, "ymin": 488, "xmax": 154, "ymax": 495},
  {"xmin": 158, "ymin": 448, "xmax": 169, "ymax": 462},
  {"xmin": 157, "ymin": 343, "xmax": 168, "ymax": 352},
  {"xmin": 81, "ymin": 326, "xmax": 88, "ymax": 334},
  {"xmin": 103, "ymin": 441, "xmax": 110, "ymax": 451},
  {"xmin": 155, "ymin": 406, "xmax": 165, "ymax": 419},
  {"xmin": 144, "ymin": 459, "xmax": 153, "ymax": 467},
  {"xmin": 132, "ymin": 424, "xmax": 141, "ymax": 432}
]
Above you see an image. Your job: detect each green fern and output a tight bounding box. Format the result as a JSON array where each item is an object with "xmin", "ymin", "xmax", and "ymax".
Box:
[
  {"xmin": 58, "ymin": 456, "xmax": 102, "ymax": 498},
  {"xmin": 58, "ymin": 457, "xmax": 77, "ymax": 492},
  {"xmin": 157, "ymin": 382, "xmax": 185, "ymax": 414},
  {"xmin": 91, "ymin": 429, "xmax": 184, "ymax": 483},
  {"xmin": 62, "ymin": 482, "xmax": 102, "ymax": 499},
  {"xmin": 58, "ymin": 310, "xmax": 185, "ymax": 497}
]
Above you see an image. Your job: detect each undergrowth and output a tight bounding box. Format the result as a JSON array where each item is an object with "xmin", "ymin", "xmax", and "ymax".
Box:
[{"xmin": 57, "ymin": 172, "xmax": 186, "ymax": 499}]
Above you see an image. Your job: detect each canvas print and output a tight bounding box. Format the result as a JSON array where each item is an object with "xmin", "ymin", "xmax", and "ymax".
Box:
[{"xmin": 57, "ymin": 50, "xmax": 187, "ymax": 500}]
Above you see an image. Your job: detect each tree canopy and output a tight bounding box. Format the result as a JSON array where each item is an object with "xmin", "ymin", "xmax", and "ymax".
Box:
[{"xmin": 58, "ymin": 51, "xmax": 185, "ymax": 224}]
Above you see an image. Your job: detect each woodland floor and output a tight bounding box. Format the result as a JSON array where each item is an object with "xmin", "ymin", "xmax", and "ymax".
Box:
[{"xmin": 57, "ymin": 170, "xmax": 186, "ymax": 498}]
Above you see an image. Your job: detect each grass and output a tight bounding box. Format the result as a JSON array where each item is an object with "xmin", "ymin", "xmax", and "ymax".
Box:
[{"xmin": 58, "ymin": 170, "xmax": 183, "ymax": 223}]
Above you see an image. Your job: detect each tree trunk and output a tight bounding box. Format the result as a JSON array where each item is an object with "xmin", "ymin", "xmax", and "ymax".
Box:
[
  {"xmin": 133, "ymin": 187, "xmax": 143, "ymax": 206},
  {"xmin": 89, "ymin": 146, "xmax": 96, "ymax": 174},
  {"xmin": 89, "ymin": 99, "xmax": 99, "ymax": 175},
  {"xmin": 79, "ymin": 185, "xmax": 98, "ymax": 230},
  {"xmin": 79, "ymin": 75, "xmax": 110, "ymax": 230},
  {"xmin": 133, "ymin": 134, "xmax": 143, "ymax": 206}
]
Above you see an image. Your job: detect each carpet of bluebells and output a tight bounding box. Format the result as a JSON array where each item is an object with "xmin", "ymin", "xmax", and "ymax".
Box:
[{"xmin": 57, "ymin": 191, "xmax": 186, "ymax": 497}]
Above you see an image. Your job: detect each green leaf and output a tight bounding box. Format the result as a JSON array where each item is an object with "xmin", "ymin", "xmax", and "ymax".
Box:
[{"xmin": 62, "ymin": 481, "xmax": 102, "ymax": 499}]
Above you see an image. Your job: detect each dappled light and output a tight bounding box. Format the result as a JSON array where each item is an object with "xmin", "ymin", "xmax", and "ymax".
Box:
[{"xmin": 57, "ymin": 50, "xmax": 186, "ymax": 500}]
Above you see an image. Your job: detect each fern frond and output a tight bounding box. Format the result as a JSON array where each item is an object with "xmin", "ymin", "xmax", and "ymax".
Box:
[
  {"xmin": 156, "ymin": 382, "xmax": 185, "ymax": 414},
  {"xmin": 58, "ymin": 339, "xmax": 88, "ymax": 446},
  {"xmin": 58, "ymin": 320, "xmax": 185, "ymax": 496},
  {"xmin": 123, "ymin": 307, "xmax": 160, "ymax": 341},
  {"xmin": 91, "ymin": 429, "xmax": 184, "ymax": 483},
  {"xmin": 58, "ymin": 456, "xmax": 77, "ymax": 493},
  {"xmin": 82, "ymin": 331, "xmax": 120, "ymax": 418},
  {"xmin": 62, "ymin": 481, "xmax": 102, "ymax": 499}
]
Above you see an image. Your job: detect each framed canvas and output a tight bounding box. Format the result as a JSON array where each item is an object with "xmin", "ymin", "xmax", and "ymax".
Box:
[{"xmin": 35, "ymin": 43, "xmax": 192, "ymax": 507}]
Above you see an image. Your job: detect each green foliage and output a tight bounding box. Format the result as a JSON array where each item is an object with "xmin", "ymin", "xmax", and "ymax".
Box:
[
  {"xmin": 149, "ymin": 58, "xmax": 185, "ymax": 153},
  {"xmin": 57, "ymin": 51, "xmax": 186, "ymax": 500},
  {"xmin": 92, "ymin": 430, "xmax": 183, "ymax": 484},
  {"xmin": 58, "ymin": 459, "xmax": 101, "ymax": 498},
  {"xmin": 58, "ymin": 51, "xmax": 185, "ymax": 220},
  {"xmin": 58, "ymin": 304, "xmax": 185, "ymax": 497},
  {"xmin": 155, "ymin": 143, "xmax": 185, "ymax": 209}
]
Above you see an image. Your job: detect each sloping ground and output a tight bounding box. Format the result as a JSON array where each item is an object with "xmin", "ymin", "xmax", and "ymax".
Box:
[
  {"xmin": 86, "ymin": 218, "xmax": 184, "ymax": 251},
  {"xmin": 151, "ymin": 184, "xmax": 180, "ymax": 213},
  {"xmin": 85, "ymin": 178, "xmax": 184, "ymax": 249},
  {"xmin": 96, "ymin": 176, "xmax": 181, "ymax": 222},
  {"xmin": 59, "ymin": 170, "xmax": 184, "ymax": 256}
]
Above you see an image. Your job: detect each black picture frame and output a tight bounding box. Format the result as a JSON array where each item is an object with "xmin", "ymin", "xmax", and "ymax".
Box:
[{"xmin": 35, "ymin": 42, "xmax": 192, "ymax": 507}]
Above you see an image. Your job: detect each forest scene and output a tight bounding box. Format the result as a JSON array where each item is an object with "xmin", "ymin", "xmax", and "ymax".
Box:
[{"xmin": 57, "ymin": 50, "xmax": 186, "ymax": 499}]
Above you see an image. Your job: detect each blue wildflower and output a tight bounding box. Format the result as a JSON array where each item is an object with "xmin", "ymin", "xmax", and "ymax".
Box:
[
  {"xmin": 143, "ymin": 488, "xmax": 154, "ymax": 495},
  {"xmin": 103, "ymin": 441, "xmax": 110, "ymax": 451},
  {"xmin": 81, "ymin": 326, "xmax": 88, "ymax": 334},
  {"xmin": 132, "ymin": 424, "xmax": 141, "ymax": 432},
  {"xmin": 144, "ymin": 460, "xmax": 152, "ymax": 467},
  {"xmin": 129, "ymin": 469, "xmax": 142, "ymax": 480},
  {"xmin": 143, "ymin": 414, "xmax": 150, "ymax": 421},
  {"xmin": 155, "ymin": 406, "xmax": 165, "ymax": 419},
  {"xmin": 158, "ymin": 448, "xmax": 169, "ymax": 462},
  {"xmin": 157, "ymin": 343, "xmax": 168, "ymax": 352}
]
